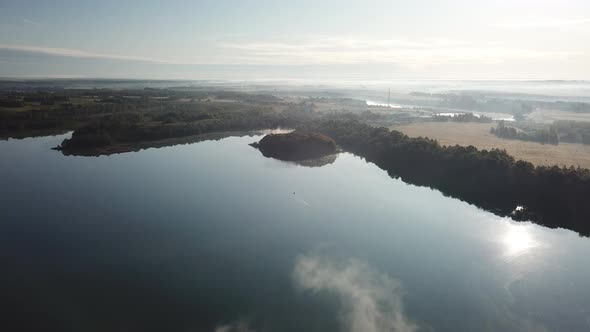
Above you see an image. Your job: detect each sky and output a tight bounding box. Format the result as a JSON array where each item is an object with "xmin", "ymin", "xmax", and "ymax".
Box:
[{"xmin": 0, "ymin": 0, "xmax": 589, "ymax": 80}]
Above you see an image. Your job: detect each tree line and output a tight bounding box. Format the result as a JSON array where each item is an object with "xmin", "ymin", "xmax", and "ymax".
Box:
[{"xmin": 491, "ymin": 120, "xmax": 559, "ymax": 145}]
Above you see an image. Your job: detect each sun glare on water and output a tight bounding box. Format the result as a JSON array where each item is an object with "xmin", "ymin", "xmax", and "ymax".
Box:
[{"xmin": 502, "ymin": 224, "xmax": 538, "ymax": 257}]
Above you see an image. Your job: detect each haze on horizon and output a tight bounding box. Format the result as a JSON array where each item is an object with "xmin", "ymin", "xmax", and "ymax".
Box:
[{"xmin": 1, "ymin": 0, "xmax": 589, "ymax": 80}]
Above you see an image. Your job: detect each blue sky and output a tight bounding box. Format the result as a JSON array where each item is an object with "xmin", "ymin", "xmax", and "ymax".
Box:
[{"xmin": 1, "ymin": 0, "xmax": 589, "ymax": 79}]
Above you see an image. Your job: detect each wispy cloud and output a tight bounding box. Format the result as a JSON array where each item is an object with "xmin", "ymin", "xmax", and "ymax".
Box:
[
  {"xmin": 23, "ymin": 18, "xmax": 42, "ymax": 26},
  {"xmin": 219, "ymin": 37, "xmax": 580, "ymax": 66},
  {"xmin": 493, "ymin": 18, "xmax": 590, "ymax": 29},
  {"xmin": 293, "ymin": 253, "xmax": 418, "ymax": 332},
  {"xmin": 0, "ymin": 44, "xmax": 170, "ymax": 63},
  {"xmin": 0, "ymin": 36, "xmax": 582, "ymax": 69}
]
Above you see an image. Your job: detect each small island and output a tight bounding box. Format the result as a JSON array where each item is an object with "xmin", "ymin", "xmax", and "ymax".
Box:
[{"xmin": 250, "ymin": 131, "xmax": 337, "ymax": 161}]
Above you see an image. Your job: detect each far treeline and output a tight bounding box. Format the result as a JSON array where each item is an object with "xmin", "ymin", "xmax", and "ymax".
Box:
[
  {"xmin": 409, "ymin": 91, "xmax": 590, "ymax": 119},
  {"xmin": 432, "ymin": 112, "xmax": 493, "ymax": 123},
  {"xmin": 0, "ymin": 89, "xmax": 286, "ymax": 139},
  {"xmin": 491, "ymin": 120, "xmax": 590, "ymax": 145},
  {"xmin": 491, "ymin": 121, "xmax": 559, "ymax": 145}
]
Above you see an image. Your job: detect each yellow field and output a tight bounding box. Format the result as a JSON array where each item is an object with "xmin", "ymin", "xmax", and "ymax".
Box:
[{"xmin": 392, "ymin": 122, "xmax": 590, "ymax": 169}]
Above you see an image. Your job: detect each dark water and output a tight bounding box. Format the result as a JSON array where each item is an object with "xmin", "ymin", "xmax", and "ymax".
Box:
[{"xmin": 2, "ymin": 133, "xmax": 590, "ymax": 332}]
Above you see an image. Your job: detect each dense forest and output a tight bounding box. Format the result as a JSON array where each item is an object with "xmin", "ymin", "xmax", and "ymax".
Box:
[
  {"xmin": 432, "ymin": 112, "xmax": 492, "ymax": 123},
  {"xmin": 251, "ymin": 131, "xmax": 336, "ymax": 161},
  {"xmin": 0, "ymin": 88, "xmax": 302, "ymax": 139},
  {"xmin": 491, "ymin": 121, "xmax": 559, "ymax": 144},
  {"xmin": 491, "ymin": 120, "xmax": 590, "ymax": 145},
  {"xmin": 56, "ymin": 108, "xmax": 308, "ymax": 154},
  {"xmin": 553, "ymin": 120, "xmax": 590, "ymax": 144}
]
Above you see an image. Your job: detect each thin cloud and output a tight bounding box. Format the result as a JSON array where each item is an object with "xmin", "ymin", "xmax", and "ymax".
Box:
[
  {"xmin": 0, "ymin": 37, "xmax": 582, "ymax": 68},
  {"xmin": 293, "ymin": 253, "xmax": 418, "ymax": 332},
  {"xmin": 0, "ymin": 44, "xmax": 170, "ymax": 63},
  {"xmin": 220, "ymin": 38, "xmax": 580, "ymax": 66},
  {"xmin": 493, "ymin": 18, "xmax": 590, "ymax": 28},
  {"xmin": 23, "ymin": 18, "xmax": 42, "ymax": 26}
]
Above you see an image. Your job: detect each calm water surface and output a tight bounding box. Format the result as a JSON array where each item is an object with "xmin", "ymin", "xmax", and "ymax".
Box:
[{"xmin": 1, "ymin": 133, "xmax": 590, "ymax": 332}]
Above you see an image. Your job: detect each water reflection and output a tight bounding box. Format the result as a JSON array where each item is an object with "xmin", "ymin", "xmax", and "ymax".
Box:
[
  {"xmin": 501, "ymin": 223, "xmax": 539, "ymax": 257},
  {"xmin": 3, "ymin": 133, "xmax": 590, "ymax": 332},
  {"xmin": 290, "ymin": 153, "xmax": 338, "ymax": 168}
]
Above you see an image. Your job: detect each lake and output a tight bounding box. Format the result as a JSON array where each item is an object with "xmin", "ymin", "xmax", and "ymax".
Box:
[{"xmin": 2, "ymin": 133, "xmax": 590, "ymax": 332}]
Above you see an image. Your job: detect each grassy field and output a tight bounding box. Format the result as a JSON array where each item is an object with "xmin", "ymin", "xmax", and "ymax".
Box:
[{"xmin": 392, "ymin": 122, "xmax": 590, "ymax": 169}]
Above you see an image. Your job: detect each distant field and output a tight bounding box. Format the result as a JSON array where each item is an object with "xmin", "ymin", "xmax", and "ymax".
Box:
[{"xmin": 392, "ymin": 122, "xmax": 590, "ymax": 169}]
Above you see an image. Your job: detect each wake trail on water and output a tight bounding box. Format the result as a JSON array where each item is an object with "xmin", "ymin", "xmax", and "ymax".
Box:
[{"xmin": 291, "ymin": 194, "xmax": 311, "ymax": 207}]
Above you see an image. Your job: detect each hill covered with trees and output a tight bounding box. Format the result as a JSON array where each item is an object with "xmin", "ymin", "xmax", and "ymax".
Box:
[{"xmin": 251, "ymin": 131, "xmax": 336, "ymax": 161}]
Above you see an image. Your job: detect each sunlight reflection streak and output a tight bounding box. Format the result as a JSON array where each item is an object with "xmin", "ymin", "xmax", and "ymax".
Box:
[{"xmin": 502, "ymin": 224, "xmax": 538, "ymax": 257}]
